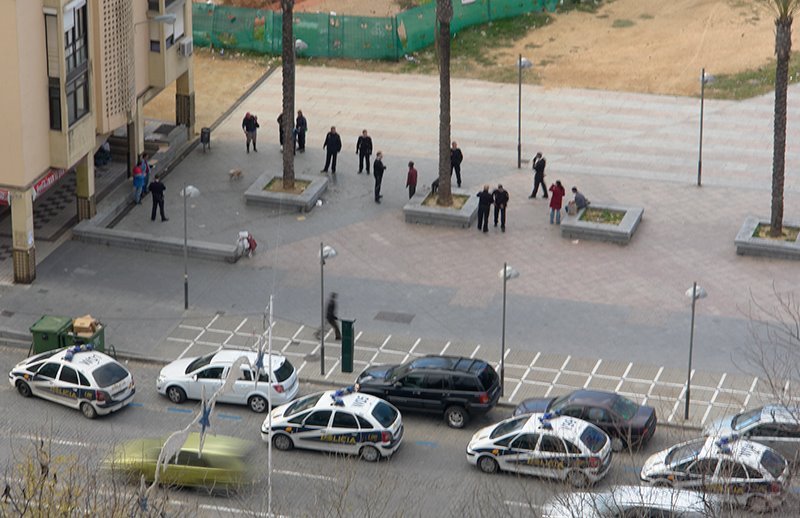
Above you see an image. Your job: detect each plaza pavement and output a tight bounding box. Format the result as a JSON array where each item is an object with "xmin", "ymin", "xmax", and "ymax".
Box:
[{"xmin": 1, "ymin": 66, "xmax": 799, "ymax": 429}]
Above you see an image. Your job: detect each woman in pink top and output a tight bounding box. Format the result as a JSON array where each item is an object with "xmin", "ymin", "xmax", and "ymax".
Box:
[{"xmin": 549, "ymin": 180, "xmax": 566, "ymax": 224}]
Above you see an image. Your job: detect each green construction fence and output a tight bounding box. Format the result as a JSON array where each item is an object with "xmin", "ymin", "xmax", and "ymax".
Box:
[{"xmin": 192, "ymin": 0, "xmax": 558, "ymax": 60}]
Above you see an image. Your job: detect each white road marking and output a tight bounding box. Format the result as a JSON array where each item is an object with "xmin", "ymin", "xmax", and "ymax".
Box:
[{"xmin": 273, "ymin": 469, "xmax": 337, "ymax": 482}]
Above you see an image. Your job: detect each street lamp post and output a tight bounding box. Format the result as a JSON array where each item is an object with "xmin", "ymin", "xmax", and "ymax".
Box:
[
  {"xmin": 319, "ymin": 243, "xmax": 337, "ymax": 375},
  {"xmin": 517, "ymin": 55, "xmax": 532, "ymax": 169},
  {"xmin": 697, "ymin": 68, "xmax": 714, "ymax": 187},
  {"xmin": 684, "ymin": 282, "xmax": 707, "ymax": 420},
  {"xmin": 181, "ymin": 185, "xmax": 200, "ymax": 310},
  {"xmin": 499, "ymin": 263, "xmax": 519, "ymax": 396}
]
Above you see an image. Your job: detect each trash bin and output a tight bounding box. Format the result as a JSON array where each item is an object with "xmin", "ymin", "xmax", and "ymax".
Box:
[
  {"xmin": 200, "ymin": 127, "xmax": 211, "ymax": 152},
  {"xmin": 341, "ymin": 319, "xmax": 355, "ymax": 373}
]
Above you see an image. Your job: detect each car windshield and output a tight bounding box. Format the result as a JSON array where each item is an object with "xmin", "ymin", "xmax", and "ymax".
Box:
[
  {"xmin": 372, "ymin": 402, "xmax": 399, "ymax": 428},
  {"xmin": 92, "ymin": 363, "xmax": 129, "ymax": 388},
  {"xmin": 185, "ymin": 354, "xmax": 214, "ymax": 374},
  {"xmin": 760, "ymin": 450, "xmax": 787, "ymax": 479},
  {"xmin": 490, "ymin": 416, "xmax": 528, "ymax": 439},
  {"xmin": 580, "ymin": 426, "xmax": 608, "ymax": 453},
  {"xmin": 284, "ymin": 393, "xmax": 323, "ymax": 416},
  {"xmin": 25, "ymin": 349, "xmax": 61, "ymax": 365},
  {"xmin": 611, "ymin": 395, "xmax": 639, "ymax": 421},
  {"xmin": 665, "ymin": 439, "xmax": 705, "ymax": 467},
  {"xmin": 274, "ymin": 359, "xmax": 294, "ymax": 382},
  {"xmin": 550, "ymin": 395, "xmax": 570, "ymax": 412},
  {"xmin": 732, "ymin": 408, "xmax": 763, "ymax": 431}
]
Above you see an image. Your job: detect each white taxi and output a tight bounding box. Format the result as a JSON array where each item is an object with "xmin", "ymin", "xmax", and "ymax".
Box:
[
  {"xmin": 466, "ymin": 412, "xmax": 613, "ymax": 487},
  {"xmin": 157, "ymin": 349, "xmax": 298, "ymax": 413},
  {"xmin": 641, "ymin": 435, "xmax": 790, "ymax": 512},
  {"xmin": 261, "ymin": 386, "xmax": 403, "ymax": 462},
  {"xmin": 8, "ymin": 345, "xmax": 135, "ymax": 419}
]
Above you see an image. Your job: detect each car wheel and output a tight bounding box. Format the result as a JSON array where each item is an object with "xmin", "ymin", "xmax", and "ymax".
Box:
[
  {"xmin": 566, "ymin": 470, "xmax": 590, "ymax": 488},
  {"xmin": 166, "ymin": 386, "xmax": 187, "ymax": 404},
  {"xmin": 248, "ymin": 395, "xmax": 268, "ymax": 413},
  {"xmin": 610, "ymin": 437, "xmax": 625, "ymax": 452},
  {"xmin": 16, "ymin": 381, "xmax": 32, "ymax": 398},
  {"xmin": 272, "ymin": 434, "xmax": 293, "ymax": 451},
  {"xmin": 360, "ymin": 445, "xmax": 381, "ymax": 462},
  {"xmin": 444, "ymin": 406, "xmax": 468, "ymax": 429},
  {"xmin": 747, "ymin": 495, "xmax": 771, "ymax": 513},
  {"xmin": 477, "ymin": 456, "xmax": 499, "ymax": 474},
  {"xmin": 652, "ymin": 479, "xmax": 673, "ymax": 488},
  {"xmin": 80, "ymin": 402, "xmax": 98, "ymax": 419}
]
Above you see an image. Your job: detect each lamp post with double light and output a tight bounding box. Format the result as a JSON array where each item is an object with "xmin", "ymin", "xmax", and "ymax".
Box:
[
  {"xmin": 684, "ymin": 282, "xmax": 707, "ymax": 420},
  {"xmin": 517, "ymin": 55, "xmax": 532, "ymax": 169},
  {"xmin": 698, "ymin": 68, "xmax": 714, "ymax": 186},
  {"xmin": 319, "ymin": 243, "xmax": 337, "ymax": 375},
  {"xmin": 181, "ymin": 185, "xmax": 200, "ymax": 310},
  {"xmin": 499, "ymin": 263, "xmax": 519, "ymax": 396}
]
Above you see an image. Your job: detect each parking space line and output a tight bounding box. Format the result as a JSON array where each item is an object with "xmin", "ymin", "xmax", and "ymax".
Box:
[
  {"xmin": 324, "ymin": 360, "xmax": 340, "ymax": 379},
  {"xmin": 615, "ymin": 362, "xmax": 633, "ymax": 392},
  {"xmin": 584, "ymin": 359, "xmax": 602, "ymax": 389},
  {"xmin": 273, "ymin": 469, "xmax": 337, "ymax": 482},
  {"xmin": 233, "ymin": 317, "xmax": 249, "ymax": 334},
  {"xmin": 702, "ymin": 373, "xmax": 727, "ymax": 425},
  {"xmin": 440, "ymin": 340, "xmax": 450, "ymax": 355},
  {"xmin": 218, "ymin": 413, "xmax": 242, "ymax": 421},
  {"xmin": 642, "ymin": 366, "xmax": 663, "ymax": 407},
  {"xmin": 295, "ymin": 360, "xmax": 308, "ymax": 375},
  {"xmin": 470, "ymin": 344, "xmax": 480, "ymax": 359},
  {"xmin": 743, "ymin": 376, "xmax": 759, "ymax": 408},
  {"xmin": 401, "ymin": 337, "xmax": 418, "ymax": 363},
  {"xmin": 551, "ymin": 355, "xmax": 571, "ymax": 387},
  {"xmin": 504, "ymin": 500, "xmax": 541, "ymax": 510},
  {"xmin": 167, "ymin": 407, "xmax": 193, "ymax": 414}
]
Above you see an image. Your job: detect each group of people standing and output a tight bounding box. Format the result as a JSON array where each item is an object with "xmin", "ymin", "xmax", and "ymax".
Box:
[
  {"xmin": 528, "ymin": 151, "xmax": 588, "ymax": 225},
  {"xmin": 131, "ymin": 152, "xmax": 167, "ymax": 222},
  {"xmin": 476, "ymin": 184, "xmax": 510, "ymax": 233}
]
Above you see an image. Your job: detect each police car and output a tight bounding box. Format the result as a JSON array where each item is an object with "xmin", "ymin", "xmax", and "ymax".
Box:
[
  {"xmin": 641, "ymin": 435, "xmax": 790, "ymax": 512},
  {"xmin": 466, "ymin": 412, "xmax": 613, "ymax": 487},
  {"xmin": 261, "ymin": 386, "xmax": 403, "ymax": 462},
  {"xmin": 8, "ymin": 345, "xmax": 135, "ymax": 419}
]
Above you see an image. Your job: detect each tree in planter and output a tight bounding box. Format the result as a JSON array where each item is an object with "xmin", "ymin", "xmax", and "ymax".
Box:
[
  {"xmin": 435, "ymin": 0, "xmax": 454, "ymax": 207},
  {"xmin": 765, "ymin": 0, "xmax": 800, "ymax": 237},
  {"xmin": 281, "ymin": 0, "xmax": 296, "ymax": 190}
]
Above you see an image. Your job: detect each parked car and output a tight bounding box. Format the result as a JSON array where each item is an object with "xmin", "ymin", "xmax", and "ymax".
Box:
[
  {"xmin": 356, "ymin": 355, "xmax": 501, "ymax": 428},
  {"xmin": 8, "ymin": 345, "xmax": 135, "ymax": 419},
  {"xmin": 514, "ymin": 390, "xmax": 656, "ymax": 451},
  {"xmin": 262, "ymin": 387, "xmax": 403, "ymax": 461},
  {"xmin": 705, "ymin": 404, "xmax": 800, "ymax": 463},
  {"xmin": 466, "ymin": 412, "xmax": 612, "ymax": 487},
  {"xmin": 541, "ymin": 485, "xmax": 722, "ymax": 517},
  {"xmin": 157, "ymin": 349, "xmax": 298, "ymax": 412},
  {"xmin": 105, "ymin": 433, "xmax": 255, "ymax": 491},
  {"xmin": 641, "ymin": 435, "xmax": 790, "ymax": 513}
]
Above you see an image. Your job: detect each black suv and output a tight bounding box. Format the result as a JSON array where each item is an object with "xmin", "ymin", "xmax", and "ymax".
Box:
[{"xmin": 356, "ymin": 355, "xmax": 501, "ymax": 428}]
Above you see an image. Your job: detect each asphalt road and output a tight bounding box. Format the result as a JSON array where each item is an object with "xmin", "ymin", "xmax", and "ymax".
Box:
[{"xmin": 0, "ymin": 348, "xmax": 793, "ymax": 517}]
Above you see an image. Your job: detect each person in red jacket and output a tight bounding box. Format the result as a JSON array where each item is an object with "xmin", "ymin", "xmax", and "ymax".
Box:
[
  {"xmin": 406, "ymin": 161, "xmax": 418, "ymax": 199},
  {"xmin": 549, "ymin": 180, "xmax": 566, "ymax": 225}
]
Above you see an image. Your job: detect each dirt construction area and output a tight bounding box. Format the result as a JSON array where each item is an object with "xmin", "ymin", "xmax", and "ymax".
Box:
[{"xmin": 148, "ymin": 0, "xmax": 796, "ymax": 131}]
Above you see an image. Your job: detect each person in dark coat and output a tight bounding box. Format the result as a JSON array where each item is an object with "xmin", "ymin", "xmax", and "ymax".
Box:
[
  {"xmin": 321, "ymin": 126, "xmax": 342, "ymax": 173},
  {"xmin": 149, "ymin": 175, "xmax": 168, "ymax": 222},
  {"xmin": 529, "ymin": 152, "xmax": 547, "ymax": 198},
  {"xmin": 326, "ymin": 292, "xmax": 341, "ymax": 340},
  {"xmin": 476, "ymin": 184, "xmax": 493, "ymax": 233},
  {"xmin": 242, "ymin": 112, "xmax": 259, "ymax": 153},
  {"xmin": 373, "ymin": 151, "xmax": 385, "ymax": 203},
  {"xmin": 549, "ymin": 180, "xmax": 566, "ymax": 225},
  {"xmin": 406, "ymin": 161, "xmax": 418, "ymax": 199},
  {"xmin": 295, "ymin": 110, "xmax": 307, "ymax": 152},
  {"xmin": 276, "ymin": 113, "xmax": 285, "ymax": 149},
  {"xmin": 450, "ymin": 141, "xmax": 464, "ymax": 188},
  {"xmin": 492, "ymin": 184, "xmax": 509, "ymax": 232},
  {"xmin": 356, "ymin": 130, "xmax": 373, "ymax": 174}
]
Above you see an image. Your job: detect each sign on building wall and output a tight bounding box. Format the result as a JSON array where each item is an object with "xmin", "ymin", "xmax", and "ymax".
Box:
[{"xmin": 32, "ymin": 168, "xmax": 69, "ymax": 201}]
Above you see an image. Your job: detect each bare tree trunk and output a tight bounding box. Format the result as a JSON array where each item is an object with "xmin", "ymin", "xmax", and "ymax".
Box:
[
  {"xmin": 436, "ymin": 0, "xmax": 453, "ymax": 207},
  {"xmin": 281, "ymin": 0, "xmax": 296, "ymax": 190},
  {"xmin": 770, "ymin": 16, "xmax": 791, "ymax": 236}
]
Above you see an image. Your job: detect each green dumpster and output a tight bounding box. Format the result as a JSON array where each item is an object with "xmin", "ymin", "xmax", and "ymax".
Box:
[
  {"xmin": 29, "ymin": 315, "xmax": 106, "ymax": 355},
  {"xmin": 341, "ymin": 319, "xmax": 355, "ymax": 373}
]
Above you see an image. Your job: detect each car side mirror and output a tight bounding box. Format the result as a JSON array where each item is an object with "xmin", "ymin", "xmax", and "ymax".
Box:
[
  {"xmin": 393, "ymin": 381, "xmax": 402, "ymax": 388},
  {"xmin": 192, "ymin": 375, "xmax": 198, "ymax": 381}
]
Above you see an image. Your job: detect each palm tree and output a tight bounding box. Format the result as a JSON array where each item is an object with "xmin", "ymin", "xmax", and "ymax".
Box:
[
  {"xmin": 435, "ymin": 0, "xmax": 453, "ymax": 207},
  {"xmin": 281, "ymin": 0, "xmax": 295, "ymax": 190},
  {"xmin": 767, "ymin": 0, "xmax": 800, "ymax": 236}
]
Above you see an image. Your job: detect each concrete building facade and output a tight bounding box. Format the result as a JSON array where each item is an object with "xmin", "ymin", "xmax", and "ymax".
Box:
[{"xmin": 0, "ymin": 0, "xmax": 194, "ymax": 283}]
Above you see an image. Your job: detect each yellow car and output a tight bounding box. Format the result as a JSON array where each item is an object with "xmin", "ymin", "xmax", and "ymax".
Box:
[{"xmin": 105, "ymin": 433, "xmax": 255, "ymax": 492}]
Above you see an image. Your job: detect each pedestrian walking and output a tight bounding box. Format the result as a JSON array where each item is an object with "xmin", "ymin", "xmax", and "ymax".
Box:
[
  {"xmin": 132, "ymin": 166, "xmax": 145, "ymax": 204},
  {"xmin": 476, "ymin": 184, "xmax": 493, "ymax": 233},
  {"xmin": 325, "ymin": 292, "xmax": 342, "ymax": 340},
  {"xmin": 242, "ymin": 112, "xmax": 259, "ymax": 153},
  {"xmin": 373, "ymin": 151, "xmax": 385, "ymax": 203},
  {"xmin": 322, "ymin": 126, "xmax": 342, "ymax": 173},
  {"xmin": 406, "ymin": 161, "xmax": 418, "ymax": 199},
  {"xmin": 295, "ymin": 110, "xmax": 307, "ymax": 152},
  {"xmin": 549, "ymin": 180, "xmax": 566, "ymax": 225},
  {"xmin": 149, "ymin": 175, "xmax": 168, "ymax": 222},
  {"xmin": 492, "ymin": 184, "xmax": 509, "ymax": 232},
  {"xmin": 138, "ymin": 152, "xmax": 153, "ymax": 195},
  {"xmin": 450, "ymin": 141, "xmax": 464, "ymax": 188},
  {"xmin": 529, "ymin": 152, "xmax": 547, "ymax": 198},
  {"xmin": 276, "ymin": 112, "xmax": 284, "ymax": 149},
  {"xmin": 356, "ymin": 130, "xmax": 373, "ymax": 174}
]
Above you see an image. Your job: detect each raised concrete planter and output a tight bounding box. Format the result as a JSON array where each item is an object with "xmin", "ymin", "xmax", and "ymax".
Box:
[
  {"xmin": 244, "ymin": 173, "xmax": 328, "ymax": 213},
  {"xmin": 403, "ymin": 189, "xmax": 479, "ymax": 228},
  {"xmin": 561, "ymin": 204, "xmax": 644, "ymax": 245},
  {"xmin": 735, "ymin": 216, "xmax": 800, "ymax": 260}
]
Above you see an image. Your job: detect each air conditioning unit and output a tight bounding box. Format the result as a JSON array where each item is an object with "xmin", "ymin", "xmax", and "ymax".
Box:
[{"xmin": 178, "ymin": 38, "xmax": 193, "ymax": 58}]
